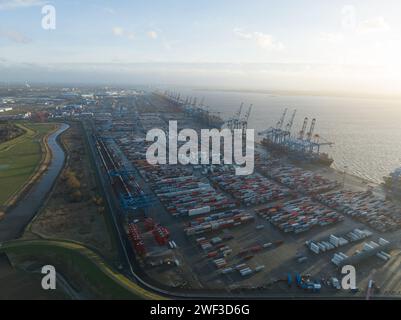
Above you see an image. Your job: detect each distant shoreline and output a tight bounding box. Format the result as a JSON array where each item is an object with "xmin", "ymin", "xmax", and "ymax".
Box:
[{"xmin": 193, "ymin": 88, "xmax": 401, "ymax": 101}]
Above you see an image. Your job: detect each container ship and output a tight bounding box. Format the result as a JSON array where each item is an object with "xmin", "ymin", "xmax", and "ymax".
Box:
[
  {"xmin": 259, "ymin": 109, "xmax": 334, "ymax": 167},
  {"xmin": 260, "ymin": 138, "xmax": 334, "ymax": 166}
]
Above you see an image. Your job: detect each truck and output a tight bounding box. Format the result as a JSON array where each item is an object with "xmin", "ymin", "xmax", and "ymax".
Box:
[
  {"xmin": 297, "ymin": 256, "xmax": 308, "ymax": 263},
  {"xmin": 331, "ymin": 277, "xmax": 341, "ymax": 290}
]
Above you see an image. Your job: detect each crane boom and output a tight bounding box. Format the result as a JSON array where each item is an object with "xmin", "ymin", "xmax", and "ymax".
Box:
[
  {"xmin": 285, "ymin": 109, "xmax": 297, "ymax": 132},
  {"xmin": 276, "ymin": 108, "xmax": 288, "ymax": 129},
  {"xmin": 299, "ymin": 117, "xmax": 309, "ymax": 140},
  {"xmin": 234, "ymin": 103, "xmax": 244, "ymax": 129},
  {"xmin": 239, "ymin": 104, "xmax": 253, "ymax": 132},
  {"xmin": 244, "ymin": 104, "xmax": 252, "ymax": 122},
  {"xmin": 306, "ymin": 118, "xmax": 316, "ymax": 141},
  {"xmin": 236, "ymin": 103, "xmax": 244, "ymax": 119}
]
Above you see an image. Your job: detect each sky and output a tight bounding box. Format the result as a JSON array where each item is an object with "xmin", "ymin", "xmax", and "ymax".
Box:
[{"xmin": 1, "ymin": 0, "xmax": 401, "ymax": 94}]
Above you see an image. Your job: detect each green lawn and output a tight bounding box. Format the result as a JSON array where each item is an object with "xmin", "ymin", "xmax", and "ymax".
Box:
[
  {"xmin": 0, "ymin": 122, "xmax": 55, "ymax": 206},
  {"xmin": 0, "ymin": 239, "xmax": 164, "ymax": 300}
]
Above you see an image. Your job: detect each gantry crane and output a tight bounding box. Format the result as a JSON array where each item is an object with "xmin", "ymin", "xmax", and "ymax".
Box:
[
  {"xmin": 285, "ymin": 109, "xmax": 297, "ymax": 132},
  {"xmin": 306, "ymin": 118, "xmax": 316, "ymax": 141},
  {"xmin": 225, "ymin": 103, "xmax": 243, "ymax": 131},
  {"xmin": 234, "ymin": 102, "xmax": 244, "ymax": 129},
  {"xmin": 276, "ymin": 108, "xmax": 288, "ymax": 130},
  {"xmin": 241, "ymin": 104, "xmax": 253, "ymax": 132},
  {"xmin": 299, "ymin": 117, "xmax": 309, "ymax": 140}
]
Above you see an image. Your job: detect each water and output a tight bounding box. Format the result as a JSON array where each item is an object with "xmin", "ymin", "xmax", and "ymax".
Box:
[
  {"xmin": 175, "ymin": 89, "xmax": 401, "ymax": 183},
  {"xmin": 0, "ymin": 123, "xmax": 69, "ymax": 241}
]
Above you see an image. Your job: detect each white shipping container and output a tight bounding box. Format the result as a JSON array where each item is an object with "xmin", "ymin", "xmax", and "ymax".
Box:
[
  {"xmin": 235, "ymin": 264, "xmax": 247, "ymax": 270},
  {"xmin": 221, "ymin": 267, "xmax": 234, "ymax": 274},
  {"xmin": 379, "ymin": 238, "xmax": 390, "ymax": 246},
  {"xmin": 211, "ymin": 237, "xmax": 222, "ymax": 244},
  {"xmin": 338, "ymin": 238, "xmax": 349, "ymax": 246},
  {"xmin": 255, "ymin": 265, "xmax": 265, "ymax": 272},
  {"xmin": 329, "ymin": 235, "xmax": 340, "ymax": 247},
  {"xmin": 188, "ymin": 206, "xmax": 211, "ymax": 216},
  {"xmin": 363, "ymin": 243, "xmax": 374, "ymax": 251},
  {"xmin": 369, "ymin": 241, "xmax": 379, "ymax": 248},
  {"xmin": 376, "ymin": 252, "xmax": 389, "ymax": 261},
  {"xmin": 380, "ymin": 251, "xmax": 391, "ymax": 259},
  {"xmin": 310, "ymin": 243, "xmax": 320, "ymax": 254},
  {"xmin": 318, "ymin": 243, "xmax": 326, "ymax": 252}
]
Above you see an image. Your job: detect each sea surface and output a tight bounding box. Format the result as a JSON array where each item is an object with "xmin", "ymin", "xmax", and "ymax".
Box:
[{"xmin": 174, "ymin": 88, "xmax": 401, "ymax": 184}]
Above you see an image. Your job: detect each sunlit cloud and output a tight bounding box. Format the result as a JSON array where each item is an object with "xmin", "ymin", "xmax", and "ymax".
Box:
[
  {"xmin": 112, "ymin": 26, "xmax": 124, "ymax": 36},
  {"xmin": 0, "ymin": 29, "xmax": 31, "ymax": 43},
  {"xmin": 357, "ymin": 16, "xmax": 391, "ymax": 34},
  {"xmin": 112, "ymin": 27, "xmax": 135, "ymax": 40},
  {"xmin": 234, "ymin": 28, "xmax": 284, "ymax": 50},
  {"xmin": 319, "ymin": 32, "xmax": 344, "ymax": 43},
  {"xmin": 0, "ymin": 0, "xmax": 45, "ymax": 10},
  {"xmin": 147, "ymin": 31, "xmax": 158, "ymax": 39}
]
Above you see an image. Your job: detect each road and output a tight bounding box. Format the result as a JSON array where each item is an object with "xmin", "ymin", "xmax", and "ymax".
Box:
[{"xmin": 0, "ymin": 123, "xmax": 70, "ymax": 242}]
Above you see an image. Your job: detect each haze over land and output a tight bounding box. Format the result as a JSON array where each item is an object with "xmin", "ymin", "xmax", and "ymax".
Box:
[{"xmin": 1, "ymin": 0, "xmax": 401, "ymax": 97}]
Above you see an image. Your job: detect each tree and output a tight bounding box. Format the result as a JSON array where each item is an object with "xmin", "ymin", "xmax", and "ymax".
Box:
[{"xmin": 70, "ymin": 190, "xmax": 82, "ymax": 202}]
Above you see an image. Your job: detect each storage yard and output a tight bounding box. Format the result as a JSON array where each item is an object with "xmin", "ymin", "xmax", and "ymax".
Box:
[
  {"xmin": 315, "ymin": 190, "xmax": 401, "ymax": 232},
  {"xmin": 86, "ymin": 92, "xmax": 401, "ymax": 297}
]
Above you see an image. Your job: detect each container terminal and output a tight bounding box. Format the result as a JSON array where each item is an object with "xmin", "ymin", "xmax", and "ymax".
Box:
[
  {"xmin": 258, "ymin": 108, "xmax": 335, "ymax": 167},
  {"xmin": 80, "ymin": 91, "xmax": 401, "ymax": 298}
]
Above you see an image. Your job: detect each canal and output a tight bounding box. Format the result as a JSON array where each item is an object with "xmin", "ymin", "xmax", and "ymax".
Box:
[{"xmin": 0, "ymin": 123, "xmax": 69, "ymax": 242}]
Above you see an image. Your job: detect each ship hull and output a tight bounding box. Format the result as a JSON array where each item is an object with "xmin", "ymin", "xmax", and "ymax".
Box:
[{"xmin": 261, "ymin": 139, "xmax": 334, "ymax": 167}]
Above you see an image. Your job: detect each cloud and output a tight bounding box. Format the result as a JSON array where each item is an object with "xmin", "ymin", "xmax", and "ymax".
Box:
[
  {"xmin": 357, "ymin": 16, "xmax": 391, "ymax": 34},
  {"xmin": 234, "ymin": 28, "xmax": 284, "ymax": 50},
  {"xmin": 0, "ymin": 0, "xmax": 45, "ymax": 10},
  {"xmin": 340, "ymin": 5, "xmax": 391, "ymax": 35},
  {"xmin": 233, "ymin": 28, "xmax": 253, "ymax": 39},
  {"xmin": 112, "ymin": 27, "xmax": 124, "ymax": 37},
  {"xmin": 147, "ymin": 31, "xmax": 158, "ymax": 39},
  {"xmin": 319, "ymin": 32, "xmax": 344, "ymax": 43},
  {"xmin": 112, "ymin": 27, "xmax": 135, "ymax": 40},
  {"xmin": 0, "ymin": 29, "xmax": 31, "ymax": 43}
]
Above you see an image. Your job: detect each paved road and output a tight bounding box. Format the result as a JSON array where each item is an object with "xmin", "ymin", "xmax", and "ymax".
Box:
[{"xmin": 0, "ymin": 123, "xmax": 70, "ymax": 242}]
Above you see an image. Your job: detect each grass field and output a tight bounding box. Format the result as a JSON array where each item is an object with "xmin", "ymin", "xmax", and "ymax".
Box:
[
  {"xmin": 0, "ymin": 239, "xmax": 164, "ymax": 299},
  {"xmin": 0, "ymin": 122, "xmax": 56, "ymax": 206}
]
